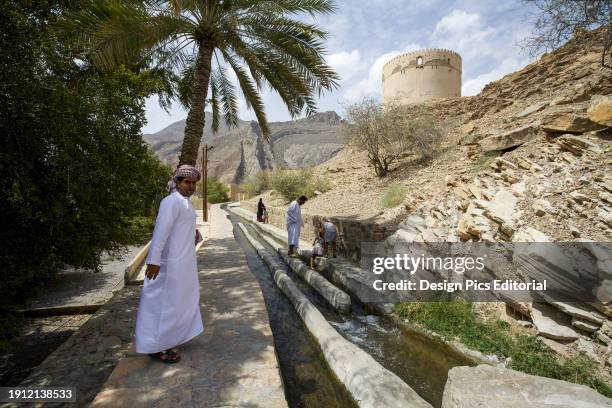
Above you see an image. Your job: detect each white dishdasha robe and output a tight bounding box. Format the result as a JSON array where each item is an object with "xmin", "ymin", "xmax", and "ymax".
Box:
[
  {"xmin": 135, "ymin": 191, "xmax": 203, "ymax": 354},
  {"xmin": 286, "ymin": 200, "xmax": 303, "ymax": 247}
]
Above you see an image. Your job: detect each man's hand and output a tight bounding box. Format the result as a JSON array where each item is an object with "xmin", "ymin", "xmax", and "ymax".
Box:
[{"xmin": 145, "ymin": 264, "xmax": 161, "ymax": 280}]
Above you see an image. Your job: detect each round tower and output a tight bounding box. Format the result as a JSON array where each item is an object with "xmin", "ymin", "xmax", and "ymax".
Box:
[{"xmin": 382, "ymin": 49, "xmax": 462, "ymax": 105}]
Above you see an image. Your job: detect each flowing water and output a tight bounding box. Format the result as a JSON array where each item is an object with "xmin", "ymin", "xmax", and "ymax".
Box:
[
  {"xmin": 231, "ymin": 214, "xmax": 472, "ymax": 408},
  {"xmin": 232, "ymin": 215, "xmax": 356, "ymax": 408}
]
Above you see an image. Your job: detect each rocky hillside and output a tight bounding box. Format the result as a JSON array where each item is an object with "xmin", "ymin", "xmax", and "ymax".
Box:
[
  {"xmin": 143, "ymin": 111, "xmax": 344, "ymax": 183},
  {"xmin": 245, "ymin": 28, "xmax": 612, "ymax": 372}
]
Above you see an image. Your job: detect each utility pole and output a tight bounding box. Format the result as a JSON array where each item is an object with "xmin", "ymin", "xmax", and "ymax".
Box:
[{"xmin": 202, "ymin": 144, "xmax": 214, "ymax": 222}]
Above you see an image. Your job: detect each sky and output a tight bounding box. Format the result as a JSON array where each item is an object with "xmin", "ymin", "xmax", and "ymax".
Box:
[{"xmin": 143, "ymin": 0, "xmax": 538, "ymax": 134}]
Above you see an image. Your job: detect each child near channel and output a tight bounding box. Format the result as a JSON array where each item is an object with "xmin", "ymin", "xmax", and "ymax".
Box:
[{"xmin": 310, "ymin": 229, "xmax": 325, "ymax": 269}]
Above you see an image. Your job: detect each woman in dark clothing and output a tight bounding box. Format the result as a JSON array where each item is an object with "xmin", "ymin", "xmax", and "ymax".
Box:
[{"xmin": 257, "ymin": 198, "xmax": 266, "ymax": 222}]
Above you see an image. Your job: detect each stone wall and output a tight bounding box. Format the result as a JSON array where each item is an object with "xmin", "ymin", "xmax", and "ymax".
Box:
[
  {"xmin": 382, "ymin": 48, "xmax": 462, "ymax": 105},
  {"xmin": 242, "ymin": 202, "xmax": 394, "ymax": 260}
]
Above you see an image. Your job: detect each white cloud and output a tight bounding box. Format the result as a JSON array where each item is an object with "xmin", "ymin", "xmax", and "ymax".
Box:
[
  {"xmin": 144, "ymin": 1, "xmax": 538, "ymax": 129},
  {"xmin": 326, "ymin": 49, "xmax": 363, "ymax": 84},
  {"xmin": 462, "ymin": 57, "xmax": 526, "ymax": 96},
  {"xmin": 341, "ymin": 43, "xmax": 421, "ymax": 103},
  {"xmin": 433, "ymin": 9, "xmax": 497, "ymax": 62},
  {"xmin": 435, "ymin": 9, "xmax": 482, "ymax": 33}
]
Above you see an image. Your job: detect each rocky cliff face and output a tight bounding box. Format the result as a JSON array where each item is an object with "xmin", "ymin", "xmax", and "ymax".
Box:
[
  {"xmin": 245, "ymin": 28, "xmax": 612, "ymax": 372},
  {"xmin": 143, "ymin": 111, "xmax": 344, "ymax": 182}
]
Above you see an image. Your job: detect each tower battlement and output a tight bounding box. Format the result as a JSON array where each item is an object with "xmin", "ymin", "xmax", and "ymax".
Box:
[{"xmin": 382, "ymin": 49, "xmax": 462, "ymax": 104}]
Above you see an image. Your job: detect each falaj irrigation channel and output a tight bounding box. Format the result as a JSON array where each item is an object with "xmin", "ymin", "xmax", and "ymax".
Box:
[{"xmin": 227, "ymin": 208, "xmax": 471, "ymax": 408}]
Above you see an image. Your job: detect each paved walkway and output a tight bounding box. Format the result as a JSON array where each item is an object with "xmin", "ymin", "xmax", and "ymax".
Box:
[{"xmin": 90, "ymin": 204, "xmax": 287, "ymax": 407}]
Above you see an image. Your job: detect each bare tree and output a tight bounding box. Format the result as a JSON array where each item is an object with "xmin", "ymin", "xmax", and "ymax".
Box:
[
  {"xmin": 521, "ymin": 0, "xmax": 612, "ymax": 69},
  {"xmin": 343, "ymin": 99, "xmax": 444, "ymax": 177}
]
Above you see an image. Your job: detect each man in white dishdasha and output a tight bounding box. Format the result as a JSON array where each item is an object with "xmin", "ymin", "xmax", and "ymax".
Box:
[{"xmin": 135, "ymin": 164, "xmax": 204, "ymax": 363}]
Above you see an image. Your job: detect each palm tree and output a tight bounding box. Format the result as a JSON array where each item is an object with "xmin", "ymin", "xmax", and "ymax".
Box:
[{"xmin": 62, "ymin": 0, "xmax": 339, "ymax": 165}]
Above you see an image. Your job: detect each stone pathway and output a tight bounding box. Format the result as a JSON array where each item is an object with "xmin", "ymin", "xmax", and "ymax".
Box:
[
  {"xmin": 89, "ymin": 204, "xmax": 287, "ymax": 407},
  {"xmin": 4, "ymin": 286, "xmax": 141, "ymax": 408},
  {"xmin": 1, "ymin": 245, "xmax": 144, "ymax": 393}
]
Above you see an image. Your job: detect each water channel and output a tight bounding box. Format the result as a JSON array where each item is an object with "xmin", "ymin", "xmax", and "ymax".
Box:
[{"xmin": 230, "ymin": 213, "xmax": 472, "ymax": 408}]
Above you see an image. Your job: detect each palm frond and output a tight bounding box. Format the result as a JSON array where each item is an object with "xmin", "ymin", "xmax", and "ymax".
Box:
[
  {"xmin": 209, "ymin": 73, "xmax": 221, "ymax": 133},
  {"xmin": 58, "ymin": 1, "xmax": 195, "ymax": 69},
  {"xmin": 212, "ymin": 65, "xmax": 240, "ymax": 128},
  {"xmin": 221, "ymin": 51, "xmax": 269, "ymax": 137},
  {"xmin": 229, "ymin": 0, "xmax": 336, "ymax": 17}
]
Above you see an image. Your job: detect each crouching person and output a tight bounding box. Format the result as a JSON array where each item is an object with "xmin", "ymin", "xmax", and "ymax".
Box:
[{"xmin": 310, "ymin": 230, "xmax": 325, "ymax": 269}]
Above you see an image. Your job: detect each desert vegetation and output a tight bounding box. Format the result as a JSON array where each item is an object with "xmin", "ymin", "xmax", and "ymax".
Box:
[{"xmin": 343, "ymin": 98, "xmax": 449, "ymax": 177}]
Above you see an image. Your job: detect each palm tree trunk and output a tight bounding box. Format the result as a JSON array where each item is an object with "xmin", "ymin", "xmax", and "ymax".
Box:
[{"xmin": 179, "ymin": 43, "xmax": 214, "ymax": 166}]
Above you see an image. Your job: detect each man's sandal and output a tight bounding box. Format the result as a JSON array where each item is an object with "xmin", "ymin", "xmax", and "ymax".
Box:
[{"xmin": 148, "ymin": 349, "xmax": 180, "ymax": 364}]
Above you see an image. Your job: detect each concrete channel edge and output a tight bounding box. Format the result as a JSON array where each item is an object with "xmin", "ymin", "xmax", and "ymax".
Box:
[{"xmin": 236, "ymin": 222, "xmax": 432, "ymax": 408}]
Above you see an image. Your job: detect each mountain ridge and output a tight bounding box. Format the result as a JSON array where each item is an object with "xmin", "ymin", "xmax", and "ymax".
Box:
[{"xmin": 143, "ymin": 110, "xmax": 345, "ymax": 182}]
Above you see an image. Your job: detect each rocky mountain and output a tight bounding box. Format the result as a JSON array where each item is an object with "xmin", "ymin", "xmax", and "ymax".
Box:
[
  {"xmin": 143, "ymin": 111, "xmax": 344, "ymax": 183},
  {"xmin": 244, "ymin": 27, "xmax": 612, "ymax": 372}
]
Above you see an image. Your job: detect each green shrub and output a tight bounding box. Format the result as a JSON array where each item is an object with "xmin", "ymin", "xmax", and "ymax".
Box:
[
  {"xmin": 470, "ymin": 151, "xmax": 501, "ymax": 172},
  {"xmin": 382, "ymin": 183, "xmax": 408, "ymax": 208},
  {"xmin": 395, "ymin": 302, "xmax": 612, "ymax": 397},
  {"xmin": 241, "ymin": 171, "xmax": 271, "ymax": 196},
  {"xmin": 270, "ymin": 168, "xmax": 330, "ymax": 202},
  {"xmin": 0, "ymin": 1, "xmax": 172, "ymax": 348},
  {"xmin": 206, "ymin": 177, "xmax": 230, "ymax": 203},
  {"xmin": 312, "ymin": 175, "xmax": 332, "ymax": 193},
  {"xmin": 344, "ymin": 99, "xmax": 447, "ymax": 177}
]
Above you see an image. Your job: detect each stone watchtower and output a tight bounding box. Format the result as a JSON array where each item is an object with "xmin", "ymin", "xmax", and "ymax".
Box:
[{"xmin": 382, "ymin": 49, "xmax": 462, "ymax": 105}]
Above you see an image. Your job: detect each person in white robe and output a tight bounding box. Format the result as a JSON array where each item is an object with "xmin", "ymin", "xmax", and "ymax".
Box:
[
  {"xmin": 322, "ymin": 218, "xmax": 338, "ymax": 258},
  {"xmin": 286, "ymin": 195, "xmax": 308, "ymax": 256},
  {"xmin": 135, "ymin": 165, "xmax": 204, "ymax": 363}
]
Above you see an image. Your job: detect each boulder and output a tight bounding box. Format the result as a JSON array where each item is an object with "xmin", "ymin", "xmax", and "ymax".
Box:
[
  {"xmin": 570, "ymin": 191, "xmax": 590, "ymax": 204},
  {"xmin": 514, "ymin": 156, "xmax": 532, "ymax": 170},
  {"xmin": 476, "ymin": 189, "xmax": 517, "ymax": 225},
  {"xmin": 600, "ymin": 320, "xmax": 612, "ymax": 338},
  {"xmin": 511, "ymin": 180, "xmax": 526, "ymax": 197},
  {"xmin": 600, "ymin": 192, "xmax": 612, "ymax": 204},
  {"xmin": 467, "ymin": 183, "xmax": 484, "ymax": 200},
  {"xmin": 501, "ymin": 169, "xmax": 521, "ymax": 184},
  {"xmin": 542, "ymin": 300, "xmax": 605, "ymax": 325},
  {"xmin": 515, "ymin": 101, "xmax": 548, "ymax": 118},
  {"xmin": 591, "ymin": 300, "xmax": 612, "ymax": 319},
  {"xmin": 575, "ymin": 338, "xmax": 599, "ymax": 362},
  {"xmin": 599, "ymin": 210, "xmax": 612, "ymax": 227},
  {"xmin": 587, "ymin": 95, "xmax": 612, "ymax": 127},
  {"xmin": 530, "ymin": 303, "xmax": 581, "ymax": 341},
  {"xmin": 400, "ymin": 214, "xmax": 427, "ymax": 231},
  {"xmin": 542, "ymin": 113, "xmax": 607, "ymax": 133},
  {"xmin": 556, "ymin": 135, "xmax": 604, "ymax": 155},
  {"xmin": 512, "ymin": 227, "xmax": 551, "ymax": 242},
  {"xmin": 457, "ymin": 214, "xmax": 492, "ymax": 241},
  {"xmin": 572, "ymin": 317, "xmax": 600, "ymax": 333},
  {"xmin": 604, "ymin": 178, "xmax": 612, "ymax": 193},
  {"xmin": 491, "ymin": 157, "xmax": 518, "ymax": 170},
  {"xmin": 595, "ymin": 330, "xmax": 612, "ymax": 345},
  {"xmin": 478, "ymin": 123, "xmax": 540, "ymax": 152},
  {"xmin": 533, "ymin": 199, "xmax": 557, "ymax": 216},
  {"xmin": 441, "ymin": 364, "xmax": 612, "ymax": 408}
]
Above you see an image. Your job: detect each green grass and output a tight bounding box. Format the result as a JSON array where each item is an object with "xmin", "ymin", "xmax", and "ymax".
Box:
[
  {"xmin": 395, "ymin": 301, "xmax": 612, "ymax": 397},
  {"xmin": 382, "ymin": 183, "xmax": 408, "ymax": 208},
  {"xmin": 470, "ymin": 150, "xmax": 501, "ymax": 173}
]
